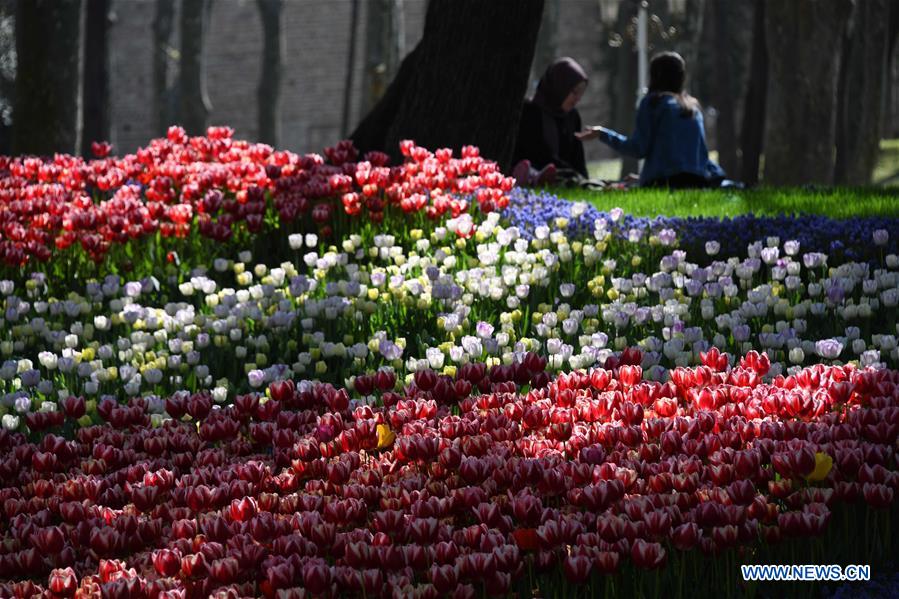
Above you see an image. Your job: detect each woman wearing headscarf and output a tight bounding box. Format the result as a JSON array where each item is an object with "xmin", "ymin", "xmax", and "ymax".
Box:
[{"xmin": 512, "ymin": 57, "xmax": 589, "ymax": 186}]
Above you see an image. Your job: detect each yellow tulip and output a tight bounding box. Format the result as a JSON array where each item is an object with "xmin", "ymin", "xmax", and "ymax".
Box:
[
  {"xmin": 376, "ymin": 424, "xmax": 396, "ymax": 450},
  {"xmin": 805, "ymin": 452, "xmax": 833, "ymax": 483}
]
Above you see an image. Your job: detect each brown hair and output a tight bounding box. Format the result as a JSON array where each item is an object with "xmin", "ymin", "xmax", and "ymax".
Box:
[{"xmin": 648, "ymin": 51, "xmax": 700, "ymax": 117}]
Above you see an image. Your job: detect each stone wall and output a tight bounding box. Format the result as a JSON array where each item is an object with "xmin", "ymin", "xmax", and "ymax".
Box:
[{"xmin": 109, "ymin": 0, "xmax": 614, "ymax": 163}]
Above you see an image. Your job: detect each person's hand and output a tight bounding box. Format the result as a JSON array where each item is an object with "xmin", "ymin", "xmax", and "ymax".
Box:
[{"xmin": 575, "ymin": 126, "xmax": 602, "ymax": 141}]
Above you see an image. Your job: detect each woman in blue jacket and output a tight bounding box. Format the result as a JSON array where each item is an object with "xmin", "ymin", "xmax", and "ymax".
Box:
[{"xmin": 577, "ymin": 52, "xmax": 725, "ymax": 188}]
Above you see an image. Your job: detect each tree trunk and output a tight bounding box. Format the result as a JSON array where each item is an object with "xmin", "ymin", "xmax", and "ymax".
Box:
[
  {"xmin": 179, "ymin": 0, "xmax": 212, "ymax": 135},
  {"xmin": 763, "ymin": 0, "xmax": 853, "ymax": 186},
  {"xmin": 682, "ymin": 0, "xmax": 706, "ymax": 84},
  {"xmin": 351, "ymin": 0, "xmax": 544, "ymax": 171},
  {"xmin": 361, "ymin": 0, "xmax": 404, "ymax": 116},
  {"xmin": 341, "ymin": 0, "xmax": 360, "ymax": 138},
  {"xmin": 12, "ymin": 0, "xmax": 84, "ymax": 155},
  {"xmin": 835, "ymin": 0, "xmax": 890, "ymax": 185},
  {"xmin": 886, "ymin": 0, "xmax": 899, "ymax": 138},
  {"xmin": 531, "ymin": 0, "xmax": 559, "ymax": 79},
  {"xmin": 0, "ymin": 1, "xmax": 17, "ymax": 155},
  {"xmin": 740, "ymin": 0, "xmax": 766, "ymax": 185},
  {"xmin": 81, "ymin": 0, "xmax": 111, "ymax": 156},
  {"xmin": 256, "ymin": 0, "xmax": 282, "ymax": 146},
  {"xmin": 711, "ymin": 0, "xmax": 738, "ymax": 176},
  {"xmin": 608, "ymin": 0, "xmax": 639, "ymax": 179},
  {"xmin": 351, "ymin": 44, "xmax": 421, "ymax": 158},
  {"xmin": 153, "ymin": 0, "xmax": 176, "ymax": 136}
]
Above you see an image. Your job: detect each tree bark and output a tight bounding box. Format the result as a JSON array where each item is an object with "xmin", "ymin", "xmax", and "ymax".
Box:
[
  {"xmin": 886, "ymin": 1, "xmax": 899, "ymax": 138},
  {"xmin": 711, "ymin": 0, "xmax": 738, "ymax": 176},
  {"xmin": 0, "ymin": 1, "xmax": 16, "ymax": 155},
  {"xmin": 351, "ymin": 44, "xmax": 421, "ymax": 158},
  {"xmin": 341, "ymin": 0, "xmax": 360, "ymax": 138},
  {"xmin": 153, "ymin": 0, "xmax": 176, "ymax": 136},
  {"xmin": 763, "ymin": 0, "xmax": 853, "ymax": 186},
  {"xmin": 351, "ymin": 0, "xmax": 544, "ymax": 171},
  {"xmin": 740, "ymin": 0, "xmax": 766, "ymax": 185},
  {"xmin": 835, "ymin": 0, "xmax": 889, "ymax": 185},
  {"xmin": 608, "ymin": 0, "xmax": 639, "ymax": 179},
  {"xmin": 81, "ymin": 0, "xmax": 111, "ymax": 156},
  {"xmin": 682, "ymin": 0, "xmax": 706, "ymax": 86},
  {"xmin": 361, "ymin": 0, "xmax": 404, "ymax": 116},
  {"xmin": 531, "ymin": 0, "xmax": 559, "ymax": 79},
  {"xmin": 256, "ymin": 0, "xmax": 282, "ymax": 146},
  {"xmin": 179, "ymin": 0, "xmax": 212, "ymax": 135},
  {"xmin": 12, "ymin": 0, "xmax": 84, "ymax": 155}
]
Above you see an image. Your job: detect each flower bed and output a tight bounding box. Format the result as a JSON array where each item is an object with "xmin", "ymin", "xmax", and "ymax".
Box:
[
  {"xmin": 1, "ymin": 134, "xmax": 898, "ymax": 596},
  {"xmin": 503, "ymin": 188, "xmax": 899, "ymax": 264},
  {"xmin": 1, "ymin": 200, "xmax": 897, "ymax": 420},
  {"xmin": 0, "ymin": 355, "xmax": 897, "ymax": 597},
  {"xmin": 0, "ymin": 129, "xmax": 511, "ymax": 274}
]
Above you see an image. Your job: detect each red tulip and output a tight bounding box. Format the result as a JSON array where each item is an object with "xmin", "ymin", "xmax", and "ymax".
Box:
[
  {"xmin": 618, "ymin": 365, "xmax": 643, "ymax": 387},
  {"xmin": 48, "ymin": 567, "xmax": 77, "ymax": 597},
  {"xmin": 269, "ymin": 380, "xmax": 295, "ymax": 403},
  {"xmin": 373, "ymin": 369, "xmax": 395, "ymax": 391},
  {"xmin": 594, "ymin": 551, "xmax": 620, "ymax": 574},
  {"xmin": 430, "ymin": 563, "xmax": 458, "ymax": 594},
  {"xmin": 31, "ymin": 526, "xmax": 65, "ymax": 555},
  {"xmin": 171, "ymin": 519, "xmax": 197, "ymax": 539},
  {"xmin": 153, "ymin": 549, "xmax": 182, "ymax": 577},
  {"xmin": 671, "ymin": 522, "xmax": 700, "ymax": 551},
  {"xmin": 711, "ymin": 525, "xmax": 739, "ymax": 548},
  {"xmin": 414, "ymin": 369, "xmax": 438, "ymax": 392},
  {"xmin": 210, "ymin": 557, "xmax": 239, "ymax": 583},
  {"xmin": 535, "ymin": 521, "xmax": 563, "ymax": 550},
  {"xmin": 483, "ymin": 570, "xmax": 511, "ymax": 596},
  {"xmin": 186, "ymin": 393, "xmax": 212, "ymax": 420},
  {"xmin": 234, "ymin": 393, "xmax": 260, "ymax": 417},
  {"xmin": 31, "ymin": 452, "xmax": 59, "ymax": 473},
  {"xmin": 492, "ymin": 544, "xmax": 520, "ymax": 572},
  {"xmin": 60, "ymin": 396, "xmax": 86, "ymax": 419},
  {"xmin": 563, "ymin": 555, "xmax": 593, "ymax": 583},
  {"xmin": 266, "ymin": 562, "xmax": 296, "ymax": 591},
  {"xmin": 643, "ymin": 510, "xmax": 672, "ymax": 538},
  {"xmin": 631, "ymin": 539, "xmax": 666, "ymax": 569},
  {"xmin": 88, "ymin": 527, "xmax": 119, "ymax": 556},
  {"xmin": 863, "ymin": 483, "xmax": 894, "ymax": 509},
  {"xmin": 180, "ymin": 552, "xmax": 209, "ymax": 578},
  {"xmin": 302, "ymin": 562, "xmax": 331, "ymax": 595},
  {"xmin": 408, "ymin": 517, "xmax": 439, "ymax": 544},
  {"xmin": 229, "ymin": 497, "xmax": 258, "ymax": 522},
  {"xmin": 165, "ymin": 396, "xmax": 186, "ymax": 419}
]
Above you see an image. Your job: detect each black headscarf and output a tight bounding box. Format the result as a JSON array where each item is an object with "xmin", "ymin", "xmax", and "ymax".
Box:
[{"xmin": 531, "ymin": 57, "xmax": 588, "ymax": 159}]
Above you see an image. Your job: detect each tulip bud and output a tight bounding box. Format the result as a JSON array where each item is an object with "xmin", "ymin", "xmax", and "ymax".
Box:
[
  {"xmin": 153, "ymin": 549, "xmax": 182, "ymax": 577},
  {"xmin": 48, "ymin": 567, "xmax": 77, "ymax": 597}
]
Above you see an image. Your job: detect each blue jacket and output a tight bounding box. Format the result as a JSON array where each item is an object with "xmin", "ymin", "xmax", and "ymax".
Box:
[{"xmin": 598, "ymin": 94, "xmax": 725, "ymax": 186}]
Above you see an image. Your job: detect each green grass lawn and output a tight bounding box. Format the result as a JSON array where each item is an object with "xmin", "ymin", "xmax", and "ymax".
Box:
[
  {"xmin": 567, "ymin": 138, "xmax": 899, "ymax": 219},
  {"xmin": 587, "ymin": 138, "xmax": 899, "ymax": 190},
  {"xmin": 550, "ymin": 186, "xmax": 899, "ymax": 220}
]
